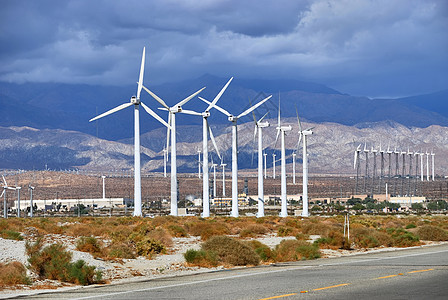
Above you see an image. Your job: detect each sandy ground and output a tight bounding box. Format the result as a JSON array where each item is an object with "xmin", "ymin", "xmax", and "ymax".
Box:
[{"xmin": 0, "ymin": 233, "xmax": 446, "ymax": 299}]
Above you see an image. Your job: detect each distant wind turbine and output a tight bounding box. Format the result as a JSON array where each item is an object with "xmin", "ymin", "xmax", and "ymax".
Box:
[{"xmin": 201, "ymin": 94, "xmax": 272, "ymax": 217}]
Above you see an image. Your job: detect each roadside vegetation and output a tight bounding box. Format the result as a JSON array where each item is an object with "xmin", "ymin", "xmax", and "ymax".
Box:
[{"xmin": 0, "ymin": 214, "xmax": 447, "ymax": 289}]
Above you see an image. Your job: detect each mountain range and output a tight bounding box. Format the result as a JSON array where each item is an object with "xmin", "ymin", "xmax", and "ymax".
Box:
[{"xmin": 0, "ymin": 75, "xmax": 447, "ymax": 174}]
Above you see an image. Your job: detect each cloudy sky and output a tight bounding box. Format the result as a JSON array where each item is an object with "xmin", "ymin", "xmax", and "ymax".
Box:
[{"xmin": 1, "ymin": 0, "xmax": 447, "ymax": 97}]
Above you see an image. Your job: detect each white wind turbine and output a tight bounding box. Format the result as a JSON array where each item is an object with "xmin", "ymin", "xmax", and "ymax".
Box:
[
  {"xmin": 1, "ymin": 175, "xmax": 20, "ymax": 218},
  {"xmin": 197, "ymin": 150, "xmax": 202, "ymax": 179},
  {"xmin": 252, "ymin": 111, "xmax": 269, "ymax": 218},
  {"xmin": 420, "ymin": 150, "xmax": 424, "ymax": 181},
  {"xmin": 162, "ymin": 146, "xmax": 168, "ymax": 177},
  {"xmin": 201, "ymin": 94, "xmax": 272, "ymax": 217},
  {"xmin": 426, "ymin": 150, "xmax": 430, "ymax": 181},
  {"xmin": 263, "ymin": 152, "xmax": 267, "ymax": 179},
  {"xmin": 354, "ymin": 144, "xmax": 361, "ymax": 194},
  {"xmin": 296, "ymin": 107, "xmax": 313, "ymax": 217},
  {"xmin": 142, "ymin": 84, "xmax": 206, "ymax": 216},
  {"xmin": 272, "ymin": 153, "xmax": 276, "ymax": 179},
  {"xmin": 180, "ymin": 77, "xmax": 233, "ymax": 217},
  {"xmin": 89, "ymin": 47, "xmax": 170, "ymax": 217},
  {"xmin": 29, "ymin": 184, "xmax": 35, "ymax": 218},
  {"xmin": 292, "ymin": 152, "xmax": 297, "ymax": 184},
  {"xmin": 274, "ymin": 99, "xmax": 292, "ymax": 218}
]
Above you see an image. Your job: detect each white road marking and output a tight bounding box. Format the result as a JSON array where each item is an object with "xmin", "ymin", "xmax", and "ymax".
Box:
[{"xmin": 73, "ymin": 248, "xmax": 448, "ymax": 300}]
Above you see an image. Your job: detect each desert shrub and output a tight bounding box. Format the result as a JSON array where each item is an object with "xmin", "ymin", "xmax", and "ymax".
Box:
[
  {"xmin": 239, "ymin": 224, "xmax": 268, "ymax": 238},
  {"xmin": 167, "ymin": 225, "xmax": 189, "ymax": 238},
  {"xmin": 244, "ymin": 240, "xmax": 274, "ymax": 262},
  {"xmin": 0, "ymin": 229, "xmax": 23, "ymax": 241},
  {"xmin": 295, "ymin": 233, "xmax": 310, "ymax": 241},
  {"xmin": 76, "ymin": 237, "xmax": 103, "ymax": 257},
  {"xmin": 405, "ymin": 223, "xmax": 417, "ymax": 229},
  {"xmin": 146, "ymin": 227, "xmax": 172, "ymax": 248},
  {"xmin": 314, "ymin": 230, "xmax": 345, "ymax": 250},
  {"xmin": 275, "ymin": 240, "xmax": 320, "ymax": 261},
  {"xmin": 26, "ymin": 239, "xmax": 101, "ymax": 285},
  {"xmin": 0, "ymin": 261, "xmax": 31, "ymax": 286},
  {"xmin": 372, "ymin": 230, "xmax": 393, "ymax": 247},
  {"xmin": 108, "ymin": 225, "xmax": 134, "ymax": 243},
  {"xmin": 416, "ymin": 225, "xmax": 448, "ymax": 241},
  {"xmin": 277, "ymin": 226, "xmax": 299, "ymax": 237},
  {"xmin": 135, "ymin": 238, "xmax": 166, "ymax": 258},
  {"xmin": 301, "ymin": 222, "xmax": 332, "ymax": 235},
  {"xmin": 106, "ymin": 242, "xmax": 136, "ymax": 259},
  {"xmin": 386, "ymin": 228, "xmax": 420, "ymax": 247},
  {"xmin": 184, "ymin": 249, "xmax": 217, "ymax": 267},
  {"xmin": 352, "ymin": 228, "xmax": 381, "ymax": 248},
  {"xmin": 186, "ymin": 222, "xmax": 230, "ymax": 241},
  {"xmin": 65, "ymin": 223, "xmax": 97, "ymax": 237},
  {"xmin": 202, "ymin": 236, "xmax": 260, "ymax": 266}
]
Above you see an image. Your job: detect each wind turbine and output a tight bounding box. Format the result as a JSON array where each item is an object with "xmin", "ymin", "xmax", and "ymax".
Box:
[
  {"xmin": 414, "ymin": 150, "xmax": 420, "ymax": 195},
  {"xmin": 200, "ymin": 94, "xmax": 272, "ymax": 217},
  {"xmin": 296, "ymin": 107, "xmax": 313, "ymax": 217},
  {"xmin": 1, "ymin": 175, "xmax": 20, "ymax": 218},
  {"xmin": 263, "ymin": 152, "xmax": 267, "ymax": 179},
  {"xmin": 142, "ymin": 83, "xmax": 206, "ymax": 216},
  {"xmin": 354, "ymin": 144, "xmax": 361, "ymax": 194},
  {"xmin": 252, "ymin": 111, "xmax": 269, "ymax": 217},
  {"xmin": 426, "ymin": 150, "xmax": 430, "ymax": 181},
  {"xmin": 275, "ymin": 98, "xmax": 292, "ymax": 217},
  {"xmin": 394, "ymin": 147, "xmax": 400, "ymax": 195},
  {"xmin": 386, "ymin": 145, "xmax": 393, "ymax": 191},
  {"xmin": 407, "ymin": 148, "xmax": 413, "ymax": 195},
  {"xmin": 371, "ymin": 146, "xmax": 377, "ymax": 197},
  {"xmin": 163, "ymin": 147, "xmax": 168, "ymax": 177},
  {"xmin": 181, "ymin": 77, "xmax": 232, "ymax": 217},
  {"xmin": 401, "ymin": 149, "xmax": 407, "ymax": 196},
  {"xmin": 89, "ymin": 47, "xmax": 170, "ymax": 217}
]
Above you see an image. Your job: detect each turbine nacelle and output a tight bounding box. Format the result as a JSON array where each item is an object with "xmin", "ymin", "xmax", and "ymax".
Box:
[
  {"xmin": 131, "ymin": 96, "xmax": 140, "ymax": 104},
  {"xmin": 257, "ymin": 121, "xmax": 270, "ymax": 128},
  {"xmin": 202, "ymin": 111, "xmax": 211, "ymax": 118},
  {"xmin": 170, "ymin": 106, "xmax": 182, "ymax": 113},
  {"xmin": 228, "ymin": 115, "xmax": 238, "ymax": 122},
  {"xmin": 277, "ymin": 125, "xmax": 292, "ymax": 132}
]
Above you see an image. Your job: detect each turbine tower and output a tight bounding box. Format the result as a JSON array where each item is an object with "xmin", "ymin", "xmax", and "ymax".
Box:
[
  {"xmin": 143, "ymin": 83, "xmax": 206, "ymax": 216},
  {"xmin": 371, "ymin": 146, "xmax": 377, "ymax": 197},
  {"xmin": 184, "ymin": 77, "xmax": 232, "ymax": 217},
  {"xmin": 354, "ymin": 144, "xmax": 361, "ymax": 195},
  {"xmin": 407, "ymin": 148, "xmax": 413, "ymax": 196},
  {"xmin": 90, "ymin": 48, "xmax": 170, "ymax": 217},
  {"xmin": 378, "ymin": 144, "xmax": 385, "ymax": 194},
  {"xmin": 420, "ymin": 151, "xmax": 424, "ymax": 181},
  {"xmin": 1, "ymin": 175, "xmax": 19, "ymax": 218},
  {"xmin": 386, "ymin": 145, "xmax": 393, "ymax": 193},
  {"xmin": 201, "ymin": 94, "xmax": 272, "ymax": 217},
  {"xmin": 426, "ymin": 151, "xmax": 430, "ymax": 181},
  {"xmin": 263, "ymin": 152, "xmax": 267, "ymax": 179},
  {"xmin": 272, "ymin": 153, "xmax": 276, "ymax": 179},
  {"xmin": 394, "ymin": 147, "xmax": 400, "ymax": 196},
  {"xmin": 414, "ymin": 150, "xmax": 420, "ymax": 195},
  {"xmin": 275, "ymin": 98, "xmax": 292, "ymax": 218},
  {"xmin": 401, "ymin": 149, "xmax": 407, "ymax": 196},
  {"xmin": 163, "ymin": 147, "xmax": 168, "ymax": 177},
  {"xmin": 252, "ymin": 111, "xmax": 270, "ymax": 218},
  {"xmin": 296, "ymin": 107, "xmax": 313, "ymax": 217},
  {"xmin": 363, "ymin": 144, "xmax": 369, "ymax": 193},
  {"xmin": 221, "ymin": 158, "xmax": 227, "ymax": 197},
  {"xmin": 292, "ymin": 152, "xmax": 297, "ymax": 185},
  {"xmin": 431, "ymin": 151, "xmax": 435, "ymax": 181},
  {"xmin": 197, "ymin": 150, "xmax": 201, "ymax": 179}
]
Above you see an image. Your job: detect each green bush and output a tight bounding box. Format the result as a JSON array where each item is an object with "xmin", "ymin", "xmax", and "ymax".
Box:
[
  {"xmin": 184, "ymin": 249, "xmax": 217, "ymax": 267},
  {"xmin": 244, "ymin": 240, "xmax": 274, "ymax": 262},
  {"xmin": 405, "ymin": 223, "xmax": 417, "ymax": 229},
  {"xmin": 202, "ymin": 236, "xmax": 260, "ymax": 266},
  {"xmin": 386, "ymin": 228, "xmax": 420, "ymax": 247},
  {"xmin": 26, "ymin": 239, "xmax": 101, "ymax": 285}
]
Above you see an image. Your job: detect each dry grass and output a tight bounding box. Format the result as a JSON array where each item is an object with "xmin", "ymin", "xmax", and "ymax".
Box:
[
  {"xmin": 417, "ymin": 225, "xmax": 448, "ymax": 241},
  {"xmin": 274, "ymin": 240, "xmax": 320, "ymax": 261},
  {"xmin": 201, "ymin": 236, "xmax": 260, "ymax": 266},
  {"xmin": 0, "ymin": 261, "xmax": 30, "ymax": 287}
]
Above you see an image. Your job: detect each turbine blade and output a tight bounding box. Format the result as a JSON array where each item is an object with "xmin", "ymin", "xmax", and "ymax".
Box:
[
  {"xmin": 207, "ymin": 120, "xmax": 221, "ymax": 160},
  {"xmin": 199, "ymin": 97, "xmax": 232, "ymax": 117},
  {"xmin": 0, "ymin": 189, "xmax": 3, "ymax": 198},
  {"xmin": 137, "ymin": 47, "xmax": 145, "ymax": 99},
  {"xmin": 1, "ymin": 175, "xmax": 6, "ymax": 187},
  {"xmin": 277, "ymin": 95, "xmax": 281, "ymax": 127},
  {"xmin": 296, "ymin": 134, "xmax": 302, "ymax": 151},
  {"xmin": 237, "ymin": 95, "xmax": 272, "ymax": 119},
  {"xmin": 206, "ymin": 77, "xmax": 233, "ymax": 112},
  {"xmin": 89, "ymin": 102, "xmax": 133, "ymax": 122},
  {"xmin": 259, "ymin": 112, "xmax": 269, "ymax": 123},
  {"xmin": 166, "ymin": 113, "xmax": 171, "ymax": 153},
  {"xmin": 176, "ymin": 87, "xmax": 206, "ymax": 107},
  {"xmin": 141, "ymin": 102, "xmax": 170, "ymax": 128},
  {"xmin": 180, "ymin": 109, "xmax": 202, "ymax": 116},
  {"xmin": 142, "ymin": 85, "xmax": 170, "ymax": 109},
  {"xmin": 295, "ymin": 104, "xmax": 303, "ymax": 132},
  {"xmin": 274, "ymin": 129, "xmax": 280, "ymax": 149}
]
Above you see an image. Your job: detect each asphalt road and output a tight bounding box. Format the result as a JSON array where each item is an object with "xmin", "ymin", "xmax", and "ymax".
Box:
[{"xmin": 23, "ymin": 243, "xmax": 448, "ymax": 300}]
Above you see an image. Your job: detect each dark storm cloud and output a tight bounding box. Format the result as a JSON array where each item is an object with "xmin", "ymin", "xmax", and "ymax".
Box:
[{"xmin": 0, "ymin": 0, "xmax": 447, "ymax": 97}]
